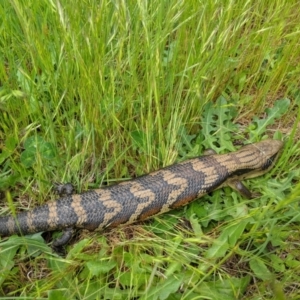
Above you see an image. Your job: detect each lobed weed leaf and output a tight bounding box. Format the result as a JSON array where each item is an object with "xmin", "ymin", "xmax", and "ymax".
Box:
[{"xmin": 248, "ymin": 98, "xmax": 290, "ymax": 139}]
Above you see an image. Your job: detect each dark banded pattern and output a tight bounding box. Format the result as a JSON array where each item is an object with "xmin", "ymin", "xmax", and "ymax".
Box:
[{"xmin": 0, "ymin": 140, "xmax": 283, "ymax": 245}]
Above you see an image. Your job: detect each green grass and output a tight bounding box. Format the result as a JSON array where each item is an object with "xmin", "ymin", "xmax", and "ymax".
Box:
[{"xmin": 1, "ymin": 0, "xmax": 300, "ymax": 298}]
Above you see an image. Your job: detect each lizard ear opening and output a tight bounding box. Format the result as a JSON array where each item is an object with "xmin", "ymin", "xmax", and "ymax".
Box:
[{"xmin": 261, "ymin": 153, "xmax": 279, "ymax": 171}]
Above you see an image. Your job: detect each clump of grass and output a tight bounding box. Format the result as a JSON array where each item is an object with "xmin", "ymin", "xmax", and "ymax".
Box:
[{"xmin": 1, "ymin": 0, "xmax": 300, "ymax": 298}]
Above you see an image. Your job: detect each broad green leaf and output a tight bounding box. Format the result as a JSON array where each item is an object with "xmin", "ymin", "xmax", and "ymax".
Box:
[
  {"xmin": 195, "ymin": 276, "xmax": 251, "ymax": 299},
  {"xmin": 205, "ymin": 238, "xmax": 229, "ymax": 260},
  {"xmin": 20, "ymin": 135, "xmax": 56, "ymax": 168},
  {"xmin": 143, "ymin": 275, "xmax": 184, "ymax": 300},
  {"xmin": 0, "ymin": 243, "xmax": 19, "ymax": 286},
  {"xmin": 119, "ymin": 271, "xmax": 148, "ymax": 288},
  {"xmin": 249, "ymin": 257, "xmax": 273, "ymax": 281},
  {"xmin": 48, "ymin": 289, "xmax": 69, "ymax": 300},
  {"xmin": 227, "ymin": 219, "xmax": 248, "ymax": 246},
  {"xmin": 86, "ymin": 260, "xmax": 117, "ymax": 276},
  {"xmin": 67, "ymin": 239, "xmax": 91, "ymax": 258},
  {"xmin": 0, "ymin": 235, "xmax": 53, "ymax": 254},
  {"xmin": 206, "ymin": 219, "xmax": 248, "ymax": 258},
  {"xmin": 269, "ymin": 254, "xmax": 285, "ymax": 272},
  {"xmin": 189, "ymin": 214, "xmax": 203, "ymax": 237},
  {"xmin": 131, "ymin": 130, "xmax": 147, "ymax": 152}
]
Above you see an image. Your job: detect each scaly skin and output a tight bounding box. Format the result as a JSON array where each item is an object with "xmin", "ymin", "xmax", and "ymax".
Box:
[{"xmin": 0, "ymin": 140, "xmax": 283, "ymax": 246}]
